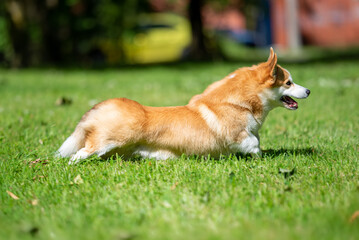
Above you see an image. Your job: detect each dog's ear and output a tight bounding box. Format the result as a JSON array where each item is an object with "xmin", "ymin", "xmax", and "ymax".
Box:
[{"xmin": 266, "ymin": 47, "xmax": 278, "ymax": 80}]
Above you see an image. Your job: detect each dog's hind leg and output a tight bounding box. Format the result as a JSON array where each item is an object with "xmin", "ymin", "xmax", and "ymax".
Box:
[
  {"xmin": 96, "ymin": 143, "xmax": 119, "ymax": 158},
  {"xmin": 69, "ymin": 148, "xmax": 94, "ymax": 165},
  {"xmin": 68, "ymin": 132, "xmax": 99, "ymax": 164},
  {"xmin": 57, "ymin": 126, "xmax": 86, "ymax": 158},
  {"xmin": 69, "ymin": 142, "xmax": 121, "ymax": 164}
]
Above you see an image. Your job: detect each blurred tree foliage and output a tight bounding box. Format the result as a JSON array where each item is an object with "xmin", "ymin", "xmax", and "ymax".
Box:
[
  {"xmin": 0, "ymin": 0, "xmax": 261, "ymax": 67},
  {"xmin": 1, "ymin": 0, "xmax": 150, "ymax": 67}
]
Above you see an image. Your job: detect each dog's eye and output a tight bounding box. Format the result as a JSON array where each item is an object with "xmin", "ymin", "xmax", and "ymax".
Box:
[{"xmin": 286, "ymin": 81, "xmax": 291, "ymax": 86}]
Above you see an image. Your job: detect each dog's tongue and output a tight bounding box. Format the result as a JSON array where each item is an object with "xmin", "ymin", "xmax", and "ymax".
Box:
[{"xmin": 284, "ymin": 96, "xmax": 298, "ymax": 108}]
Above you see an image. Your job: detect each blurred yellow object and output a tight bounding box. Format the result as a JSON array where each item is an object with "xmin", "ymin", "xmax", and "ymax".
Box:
[{"xmin": 100, "ymin": 13, "xmax": 191, "ymax": 64}]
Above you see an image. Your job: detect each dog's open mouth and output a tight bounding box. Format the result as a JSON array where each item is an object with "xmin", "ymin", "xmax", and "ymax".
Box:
[{"xmin": 280, "ymin": 96, "xmax": 298, "ymax": 110}]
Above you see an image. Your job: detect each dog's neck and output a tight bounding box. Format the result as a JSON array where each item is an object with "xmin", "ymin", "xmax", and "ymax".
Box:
[
  {"xmin": 235, "ymin": 95, "xmax": 273, "ymax": 127},
  {"xmin": 193, "ymin": 91, "xmax": 272, "ymax": 128},
  {"xmin": 189, "ymin": 69, "xmax": 277, "ymax": 127}
]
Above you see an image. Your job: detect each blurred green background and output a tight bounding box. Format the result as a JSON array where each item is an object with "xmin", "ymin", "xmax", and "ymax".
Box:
[{"xmin": 1, "ymin": 0, "xmax": 359, "ymax": 68}]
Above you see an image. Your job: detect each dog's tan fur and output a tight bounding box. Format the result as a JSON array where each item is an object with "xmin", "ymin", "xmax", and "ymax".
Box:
[{"xmin": 58, "ymin": 48, "xmax": 309, "ymax": 163}]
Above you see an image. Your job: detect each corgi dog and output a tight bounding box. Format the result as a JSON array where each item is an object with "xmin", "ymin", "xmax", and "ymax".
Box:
[{"xmin": 57, "ymin": 48, "xmax": 310, "ymax": 164}]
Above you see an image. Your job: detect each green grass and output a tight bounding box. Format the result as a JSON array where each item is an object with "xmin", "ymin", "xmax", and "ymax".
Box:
[{"xmin": 1, "ymin": 60, "xmax": 359, "ymax": 240}]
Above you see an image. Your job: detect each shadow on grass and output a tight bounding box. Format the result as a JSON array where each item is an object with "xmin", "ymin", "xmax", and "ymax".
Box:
[
  {"xmin": 262, "ymin": 147, "xmax": 316, "ymax": 157},
  {"xmin": 232, "ymin": 147, "xmax": 316, "ymax": 161},
  {"xmin": 84, "ymin": 147, "xmax": 317, "ymax": 164}
]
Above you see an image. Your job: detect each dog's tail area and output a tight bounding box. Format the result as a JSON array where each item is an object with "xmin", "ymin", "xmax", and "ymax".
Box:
[{"xmin": 56, "ymin": 126, "xmax": 86, "ymax": 158}]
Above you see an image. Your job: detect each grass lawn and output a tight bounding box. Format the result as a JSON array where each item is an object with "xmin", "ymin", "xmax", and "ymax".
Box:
[{"xmin": 0, "ymin": 59, "xmax": 359, "ymax": 240}]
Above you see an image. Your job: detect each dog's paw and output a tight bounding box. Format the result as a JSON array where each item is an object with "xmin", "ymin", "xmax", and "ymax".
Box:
[{"xmin": 250, "ymin": 148, "xmax": 262, "ymax": 158}]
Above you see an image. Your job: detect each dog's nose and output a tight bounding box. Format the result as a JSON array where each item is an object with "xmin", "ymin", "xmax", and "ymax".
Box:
[{"xmin": 306, "ymin": 89, "xmax": 311, "ymax": 96}]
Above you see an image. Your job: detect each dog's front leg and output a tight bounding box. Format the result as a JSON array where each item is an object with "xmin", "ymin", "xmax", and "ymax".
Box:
[
  {"xmin": 250, "ymin": 132, "xmax": 262, "ymax": 158},
  {"xmin": 231, "ymin": 131, "xmax": 262, "ymax": 158},
  {"xmin": 250, "ymin": 146, "xmax": 262, "ymax": 158}
]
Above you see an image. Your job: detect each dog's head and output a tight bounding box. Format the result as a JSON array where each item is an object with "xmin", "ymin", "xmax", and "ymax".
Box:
[{"xmin": 259, "ymin": 48, "xmax": 310, "ymax": 110}]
